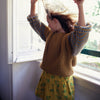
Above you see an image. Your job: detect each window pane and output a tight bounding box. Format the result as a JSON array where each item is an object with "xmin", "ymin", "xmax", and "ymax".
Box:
[
  {"xmin": 77, "ymin": 0, "xmax": 100, "ymax": 72},
  {"xmin": 77, "ymin": 53, "xmax": 100, "ymax": 72},
  {"xmin": 16, "ymin": 22, "xmax": 32, "ymax": 51},
  {"xmin": 16, "ymin": 0, "xmax": 30, "ymax": 20},
  {"xmin": 14, "ymin": 0, "xmax": 45, "ymax": 59},
  {"xmin": 84, "ymin": 0, "xmax": 100, "ymax": 51}
]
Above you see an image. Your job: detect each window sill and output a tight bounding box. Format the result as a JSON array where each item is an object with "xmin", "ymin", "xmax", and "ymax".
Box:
[
  {"xmin": 11, "ymin": 53, "xmax": 100, "ymax": 86},
  {"xmin": 12, "ymin": 51, "xmax": 43, "ymax": 64},
  {"xmin": 73, "ymin": 64, "xmax": 100, "ymax": 86}
]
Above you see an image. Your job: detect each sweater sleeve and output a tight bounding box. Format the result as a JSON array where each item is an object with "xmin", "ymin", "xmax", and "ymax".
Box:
[
  {"xmin": 68, "ymin": 23, "xmax": 91, "ymax": 56},
  {"xmin": 27, "ymin": 15, "xmax": 51, "ymax": 41}
]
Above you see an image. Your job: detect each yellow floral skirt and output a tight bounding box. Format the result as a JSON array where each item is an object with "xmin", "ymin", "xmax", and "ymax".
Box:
[{"xmin": 35, "ymin": 71, "xmax": 75, "ymax": 100}]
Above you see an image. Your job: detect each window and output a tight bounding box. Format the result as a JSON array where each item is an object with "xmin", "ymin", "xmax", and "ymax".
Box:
[
  {"xmin": 73, "ymin": 0, "xmax": 100, "ymax": 85},
  {"xmin": 8, "ymin": 0, "xmax": 46, "ymax": 63},
  {"xmin": 77, "ymin": 0, "xmax": 100, "ymax": 72},
  {"xmin": 8, "ymin": 0, "xmax": 100, "ymax": 76},
  {"xmin": 70, "ymin": 0, "xmax": 100, "ymax": 84}
]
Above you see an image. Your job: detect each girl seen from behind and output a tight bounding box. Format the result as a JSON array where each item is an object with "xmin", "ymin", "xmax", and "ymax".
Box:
[{"xmin": 27, "ymin": 0, "xmax": 91, "ymax": 100}]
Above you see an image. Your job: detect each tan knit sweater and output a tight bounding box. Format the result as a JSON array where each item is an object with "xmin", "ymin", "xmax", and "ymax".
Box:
[
  {"xmin": 40, "ymin": 30, "xmax": 76, "ymax": 77},
  {"xmin": 27, "ymin": 15, "xmax": 91, "ymax": 77}
]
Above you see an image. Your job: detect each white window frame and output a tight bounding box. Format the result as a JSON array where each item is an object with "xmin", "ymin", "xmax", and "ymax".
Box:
[
  {"xmin": 7, "ymin": 0, "xmax": 45, "ymax": 64},
  {"xmin": 7, "ymin": 0, "xmax": 13, "ymax": 64}
]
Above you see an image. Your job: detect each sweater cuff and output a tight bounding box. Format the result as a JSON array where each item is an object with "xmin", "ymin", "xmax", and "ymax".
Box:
[{"xmin": 74, "ymin": 22, "xmax": 92, "ymax": 33}]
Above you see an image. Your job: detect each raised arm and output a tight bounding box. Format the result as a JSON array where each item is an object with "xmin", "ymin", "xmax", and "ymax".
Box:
[
  {"xmin": 30, "ymin": 0, "xmax": 37, "ymax": 16},
  {"xmin": 27, "ymin": 0, "xmax": 50, "ymax": 41},
  {"xmin": 69, "ymin": 0, "xmax": 91, "ymax": 55},
  {"xmin": 74, "ymin": 0, "xmax": 85, "ymax": 26}
]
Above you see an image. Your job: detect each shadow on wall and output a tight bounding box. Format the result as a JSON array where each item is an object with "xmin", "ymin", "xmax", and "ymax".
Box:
[
  {"xmin": 0, "ymin": 97, "xmax": 2, "ymax": 100},
  {"xmin": 74, "ymin": 76, "xmax": 100, "ymax": 100},
  {"xmin": 13, "ymin": 60, "xmax": 42, "ymax": 100},
  {"xmin": 29, "ymin": 61, "xmax": 42, "ymax": 90}
]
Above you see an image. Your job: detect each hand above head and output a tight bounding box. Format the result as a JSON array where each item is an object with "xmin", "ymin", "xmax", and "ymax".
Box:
[
  {"xmin": 31, "ymin": 0, "xmax": 38, "ymax": 5},
  {"xmin": 30, "ymin": 0, "xmax": 38, "ymax": 17},
  {"xmin": 73, "ymin": 0, "xmax": 84, "ymax": 7},
  {"xmin": 73, "ymin": 0, "xmax": 85, "ymax": 26}
]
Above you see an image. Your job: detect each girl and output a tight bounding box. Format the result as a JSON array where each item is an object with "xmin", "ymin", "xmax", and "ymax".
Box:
[{"xmin": 27, "ymin": 0, "xmax": 91, "ymax": 100}]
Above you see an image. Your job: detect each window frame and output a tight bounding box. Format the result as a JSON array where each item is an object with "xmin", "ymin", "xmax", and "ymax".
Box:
[
  {"xmin": 7, "ymin": 0, "xmax": 13, "ymax": 64},
  {"xmin": 7, "ymin": 0, "xmax": 45, "ymax": 64},
  {"xmin": 81, "ymin": 49, "xmax": 100, "ymax": 57}
]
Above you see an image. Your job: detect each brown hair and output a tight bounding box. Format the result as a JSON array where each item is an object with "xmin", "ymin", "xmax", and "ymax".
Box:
[{"xmin": 50, "ymin": 12, "xmax": 77, "ymax": 33}]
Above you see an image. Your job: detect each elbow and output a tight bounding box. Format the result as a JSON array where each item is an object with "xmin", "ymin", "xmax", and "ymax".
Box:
[{"xmin": 72, "ymin": 44, "xmax": 84, "ymax": 56}]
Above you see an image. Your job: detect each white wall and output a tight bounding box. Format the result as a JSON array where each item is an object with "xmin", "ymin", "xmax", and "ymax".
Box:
[
  {"xmin": 74, "ymin": 77, "xmax": 100, "ymax": 100},
  {"xmin": 13, "ymin": 61, "xmax": 42, "ymax": 100},
  {"xmin": 0, "ymin": 0, "xmax": 12, "ymax": 100}
]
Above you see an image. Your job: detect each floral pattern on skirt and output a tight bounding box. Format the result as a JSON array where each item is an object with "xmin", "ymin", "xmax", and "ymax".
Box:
[{"xmin": 35, "ymin": 71, "xmax": 75, "ymax": 100}]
